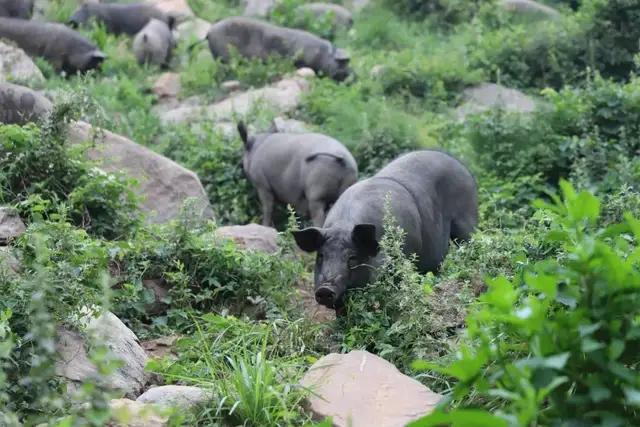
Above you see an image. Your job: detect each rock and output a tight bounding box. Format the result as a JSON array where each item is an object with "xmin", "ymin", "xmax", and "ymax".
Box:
[
  {"xmin": 146, "ymin": 0, "xmax": 194, "ymax": 22},
  {"xmin": 175, "ymin": 17, "xmax": 210, "ymax": 42},
  {"xmin": 0, "ymin": 82, "xmax": 52, "ymax": 125},
  {"xmin": 0, "ymin": 207, "xmax": 25, "ymax": 244},
  {"xmin": 141, "ymin": 335, "xmax": 181, "ymax": 359},
  {"xmin": 300, "ymin": 350, "xmax": 442, "ymax": 427},
  {"xmin": 346, "ymin": 0, "xmax": 370, "ymax": 12},
  {"xmin": 56, "ymin": 311, "xmax": 149, "ymax": 399},
  {"xmin": 152, "ymin": 72, "xmax": 181, "ymax": 101},
  {"xmin": 0, "ymin": 41, "xmax": 44, "ymax": 83},
  {"xmin": 68, "ymin": 121, "xmax": 214, "ymax": 224},
  {"xmin": 269, "ymin": 117, "xmax": 309, "ymax": 133},
  {"xmin": 500, "ymin": 0, "xmax": 560, "ymax": 18},
  {"xmin": 456, "ymin": 83, "xmax": 536, "ymax": 120},
  {"xmin": 370, "ymin": 64, "xmax": 385, "ymax": 79},
  {"xmin": 297, "ymin": 3, "xmax": 353, "ymax": 28},
  {"xmin": 221, "ymin": 80, "xmax": 242, "ymax": 93},
  {"xmin": 160, "ymin": 76, "xmax": 311, "ymax": 125},
  {"xmin": 215, "ymin": 224, "xmax": 279, "ymax": 254},
  {"xmin": 110, "ymin": 399, "xmax": 168, "ymax": 427},
  {"xmin": 296, "ymin": 67, "xmax": 316, "ymax": 78},
  {"xmin": 242, "ymin": 0, "xmax": 277, "ymax": 17},
  {"xmin": 143, "ymin": 278, "xmax": 171, "ymax": 315},
  {"xmin": 0, "ymin": 246, "xmax": 20, "ymax": 276},
  {"xmin": 136, "ymin": 385, "xmax": 211, "ymax": 410}
]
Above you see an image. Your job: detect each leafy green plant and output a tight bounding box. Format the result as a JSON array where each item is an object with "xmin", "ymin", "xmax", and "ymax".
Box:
[{"xmin": 413, "ymin": 181, "xmax": 640, "ymax": 426}]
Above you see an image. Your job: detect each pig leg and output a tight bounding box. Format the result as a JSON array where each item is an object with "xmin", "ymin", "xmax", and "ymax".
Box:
[
  {"xmin": 257, "ymin": 187, "xmax": 275, "ymax": 226},
  {"xmin": 308, "ymin": 198, "xmax": 326, "ymax": 227}
]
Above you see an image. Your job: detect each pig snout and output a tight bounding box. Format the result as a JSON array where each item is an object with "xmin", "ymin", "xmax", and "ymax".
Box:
[{"xmin": 315, "ymin": 282, "xmax": 345, "ymax": 308}]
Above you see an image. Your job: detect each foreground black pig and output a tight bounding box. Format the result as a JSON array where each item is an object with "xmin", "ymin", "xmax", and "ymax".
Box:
[
  {"xmin": 68, "ymin": 2, "xmax": 174, "ymax": 36},
  {"xmin": 133, "ymin": 18, "xmax": 174, "ymax": 67},
  {"xmin": 0, "ymin": 82, "xmax": 52, "ymax": 125},
  {"xmin": 0, "ymin": 17, "xmax": 106, "ymax": 74},
  {"xmin": 293, "ymin": 150, "xmax": 478, "ymax": 310},
  {"xmin": 237, "ymin": 122, "xmax": 358, "ymax": 227},
  {"xmin": 0, "ymin": 0, "xmax": 32, "ymax": 18},
  {"xmin": 206, "ymin": 17, "xmax": 351, "ymax": 81}
]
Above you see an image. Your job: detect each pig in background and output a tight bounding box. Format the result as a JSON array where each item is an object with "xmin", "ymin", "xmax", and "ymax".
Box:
[
  {"xmin": 293, "ymin": 150, "xmax": 478, "ymax": 311},
  {"xmin": 0, "ymin": 0, "xmax": 33, "ymax": 19},
  {"xmin": 133, "ymin": 18, "xmax": 175, "ymax": 68},
  {"xmin": 0, "ymin": 17, "xmax": 106, "ymax": 74},
  {"xmin": 237, "ymin": 121, "xmax": 358, "ymax": 227},
  {"xmin": 205, "ymin": 16, "xmax": 351, "ymax": 81},
  {"xmin": 68, "ymin": 2, "xmax": 174, "ymax": 36}
]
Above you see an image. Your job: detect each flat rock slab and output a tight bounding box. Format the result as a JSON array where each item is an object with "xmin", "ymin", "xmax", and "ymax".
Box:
[
  {"xmin": 146, "ymin": 0, "xmax": 194, "ymax": 21},
  {"xmin": 68, "ymin": 121, "xmax": 213, "ymax": 224},
  {"xmin": 159, "ymin": 76, "xmax": 311, "ymax": 125},
  {"xmin": 56, "ymin": 311, "xmax": 149, "ymax": 399},
  {"xmin": 0, "ymin": 207, "xmax": 26, "ymax": 244},
  {"xmin": 301, "ymin": 350, "xmax": 442, "ymax": 427},
  {"xmin": 152, "ymin": 72, "xmax": 181, "ymax": 101},
  {"xmin": 0, "ymin": 41, "xmax": 44, "ymax": 83},
  {"xmin": 141, "ymin": 335, "xmax": 181, "ymax": 359},
  {"xmin": 136, "ymin": 385, "xmax": 212, "ymax": 410},
  {"xmin": 456, "ymin": 82, "xmax": 536, "ymax": 120},
  {"xmin": 216, "ymin": 224, "xmax": 279, "ymax": 254},
  {"xmin": 175, "ymin": 17, "xmax": 210, "ymax": 41}
]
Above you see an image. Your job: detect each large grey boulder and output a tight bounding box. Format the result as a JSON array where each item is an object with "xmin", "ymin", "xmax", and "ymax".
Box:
[
  {"xmin": 242, "ymin": 0, "xmax": 277, "ymax": 17},
  {"xmin": 56, "ymin": 311, "xmax": 149, "ymax": 399},
  {"xmin": 175, "ymin": 17, "xmax": 210, "ymax": 41},
  {"xmin": 145, "ymin": 0, "xmax": 193, "ymax": 22},
  {"xmin": 136, "ymin": 385, "xmax": 211, "ymax": 410},
  {"xmin": 0, "ymin": 82, "xmax": 52, "ymax": 125},
  {"xmin": 500, "ymin": 0, "xmax": 560, "ymax": 19},
  {"xmin": 456, "ymin": 83, "xmax": 537, "ymax": 120},
  {"xmin": 300, "ymin": 350, "xmax": 442, "ymax": 427},
  {"xmin": 215, "ymin": 224, "xmax": 279, "ymax": 254},
  {"xmin": 0, "ymin": 40, "xmax": 44, "ymax": 83},
  {"xmin": 297, "ymin": 3, "xmax": 353, "ymax": 28},
  {"xmin": 68, "ymin": 121, "xmax": 213, "ymax": 224},
  {"xmin": 0, "ymin": 207, "xmax": 25, "ymax": 244},
  {"xmin": 159, "ymin": 75, "xmax": 311, "ymax": 125}
]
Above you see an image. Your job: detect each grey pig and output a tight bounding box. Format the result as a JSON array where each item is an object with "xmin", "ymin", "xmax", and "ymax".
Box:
[
  {"xmin": 0, "ymin": 17, "xmax": 106, "ymax": 74},
  {"xmin": 133, "ymin": 18, "xmax": 174, "ymax": 67},
  {"xmin": 206, "ymin": 16, "xmax": 351, "ymax": 81},
  {"xmin": 292, "ymin": 150, "xmax": 478, "ymax": 310},
  {"xmin": 0, "ymin": 0, "xmax": 33, "ymax": 19},
  {"xmin": 68, "ymin": 2, "xmax": 174, "ymax": 36},
  {"xmin": 237, "ymin": 121, "xmax": 358, "ymax": 227},
  {"xmin": 0, "ymin": 82, "xmax": 52, "ymax": 125}
]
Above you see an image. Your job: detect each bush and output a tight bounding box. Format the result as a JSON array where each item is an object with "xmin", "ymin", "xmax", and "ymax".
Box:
[
  {"xmin": 413, "ymin": 182, "xmax": 640, "ymax": 426},
  {"xmin": 467, "ymin": 75, "xmax": 640, "ymax": 191},
  {"xmin": 385, "ymin": 0, "xmax": 491, "ymax": 25},
  {"xmin": 0, "ymin": 120, "xmax": 141, "ymax": 240}
]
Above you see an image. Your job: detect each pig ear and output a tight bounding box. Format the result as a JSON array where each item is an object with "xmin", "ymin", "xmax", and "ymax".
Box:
[
  {"xmin": 352, "ymin": 224, "xmax": 379, "ymax": 257},
  {"xmin": 167, "ymin": 15, "xmax": 177, "ymax": 30},
  {"xmin": 292, "ymin": 227, "xmax": 325, "ymax": 252}
]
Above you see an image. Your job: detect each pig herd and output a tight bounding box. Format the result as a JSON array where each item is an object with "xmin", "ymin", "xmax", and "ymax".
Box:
[{"xmin": 0, "ymin": 0, "xmax": 479, "ymax": 312}]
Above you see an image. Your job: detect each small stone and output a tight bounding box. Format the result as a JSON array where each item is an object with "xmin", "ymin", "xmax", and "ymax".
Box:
[
  {"xmin": 221, "ymin": 80, "xmax": 242, "ymax": 93},
  {"xmin": 152, "ymin": 72, "xmax": 181, "ymax": 100},
  {"xmin": 136, "ymin": 385, "xmax": 212, "ymax": 410},
  {"xmin": 142, "ymin": 335, "xmax": 181, "ymax": 359},
  {"xmin": 301, "ymin": 350, "xmax": 442, "ymax": 427},
  {"xmin": 216, "ymin": 224, "xmax": 279, "ymax": 254},
  {"xmin": 370, "ymin": 64, "xmax": 386, "ymax": 79},
  {"xmin": 269, "ymin": 117, "xmax": 309, "ymax": 133},
  {"xmin": 0, "ymin": 207, "xmax": 26, "ymax": 244},
  {"xmin": 296, "ymin": 67, "xmax": 316, "ymax": 79},
  {"xmin": 0, "ymin": 246, "xmax": 20, "ymax": 276}
]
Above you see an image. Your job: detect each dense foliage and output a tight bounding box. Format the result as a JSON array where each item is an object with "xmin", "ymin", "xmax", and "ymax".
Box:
[{"xmin": 1, "ymin": 0, "xmax": 640, "ymax": 425}]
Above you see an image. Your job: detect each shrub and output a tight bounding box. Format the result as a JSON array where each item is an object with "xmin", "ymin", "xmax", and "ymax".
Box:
[
  {"xmin": 0, "ymin": 119, "xmax": 141, "ymax": 239},
  {"xmin": 385, "ymin": 0, "xmax": 491, "ymax": 25},
  {"xmin": 413, "ymin": 182, "xmax": 640, "ymax": 426},
  {"xmin": 271, "ymin": 0, "xmax": 339, "ymax": 40}
]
